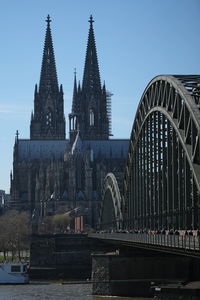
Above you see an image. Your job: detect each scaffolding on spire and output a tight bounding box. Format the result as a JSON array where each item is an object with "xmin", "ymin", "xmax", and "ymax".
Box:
[{"xmin": 106, "ymin": 91, "xmax": 113, "ymax": 136}]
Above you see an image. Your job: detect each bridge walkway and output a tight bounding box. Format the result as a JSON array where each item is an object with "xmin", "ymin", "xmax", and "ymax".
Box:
[{"xmin": 89, "ymin": 232, "xmax": 200, "ymax": 258}]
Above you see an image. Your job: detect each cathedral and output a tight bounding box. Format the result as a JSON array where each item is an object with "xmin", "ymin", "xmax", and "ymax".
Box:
[{"xmin": 10, "ymin": 15, "xmax": 129, "ymax": 228}]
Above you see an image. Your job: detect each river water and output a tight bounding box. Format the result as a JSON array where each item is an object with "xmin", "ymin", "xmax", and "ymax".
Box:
[{"xmin": 0, "ymin": 283, "xmax": 152, "ymax": 300}]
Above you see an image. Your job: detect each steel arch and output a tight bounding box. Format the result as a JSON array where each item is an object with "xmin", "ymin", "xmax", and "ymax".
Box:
[
  {"xmin": 100, "ymin": 173, "xmax": 123, "ymax": 229},
  {"xmin": 124, "ymin": 75, "xmax": 200, "ymax": 230}
]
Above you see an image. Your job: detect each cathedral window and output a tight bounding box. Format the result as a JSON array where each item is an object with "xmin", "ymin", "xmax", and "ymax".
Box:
[
  {"xmin": 70, "ymin": 115, "xmax": 77, "ymax": 130},
  {"xmin": 89, "ymin": 109, "xmax": 94, "ymax": 126},
  {"xmin": 46, "ymin": 111, "xmax": 52, "ymax": 127}
]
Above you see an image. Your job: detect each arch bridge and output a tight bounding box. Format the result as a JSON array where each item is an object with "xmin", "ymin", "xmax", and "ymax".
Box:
[
  {"xmin": 101, "ymin": 75, "xmax": 200, "ymax": 232},
  {"xmin": 100, "ymin": 173, "xmax": 123, "ymax": 230}
]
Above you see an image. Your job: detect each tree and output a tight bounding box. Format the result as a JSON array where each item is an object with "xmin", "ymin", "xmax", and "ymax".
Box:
[
  {"xmin": 52, "ymin": 213, "xmax": 71, "ymax": 232},
  {"xmin": 0, "ymin": 214, "xmax": 9, "ymax": 260},
  {"xmin": 0, "ymin": 210, "xmax": 31, "ymax": 261}
]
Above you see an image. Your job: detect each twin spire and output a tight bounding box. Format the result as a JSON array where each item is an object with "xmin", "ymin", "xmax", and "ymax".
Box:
[
  {"xmin": 70, "ymin": 15, "xmax": 110, "ymax": 140},
  {"xmin": 32, "ymin": 14, "xmax": 110, "ymax": 141},
  {"xmin": 30, "ymin": 15, "xmax": 65, "ymax": 140},
  {"xmin": 72, "ymin": 14, "xmax": 103, "ymax": 114},
  {"xmin": 40, "ymin": 14, "xmax": 101, "ymax": 95},
  {"xmin": 39, "ymin": 14, "xmax": 59, "ymax": 95},
  {"xmin": 82, "ymin": 15, "xmax": 101, "ymax": 93}
]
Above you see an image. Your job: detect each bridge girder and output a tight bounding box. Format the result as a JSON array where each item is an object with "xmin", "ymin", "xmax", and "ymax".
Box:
[
  {"xmin": 124, "ymin": 75, "xmax": 200, "ymax": 230},
  {"xmin": 100, "ymin": 173, "xmax": 123, "ymax": 230}
]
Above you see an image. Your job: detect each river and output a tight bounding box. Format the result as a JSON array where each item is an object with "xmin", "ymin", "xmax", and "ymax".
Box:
[{"xmin": 0, "ymin": 282, "xmax": 153, "ymax": 300}]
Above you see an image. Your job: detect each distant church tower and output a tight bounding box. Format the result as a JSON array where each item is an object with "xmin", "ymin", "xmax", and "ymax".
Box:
[
  {"xmin": 30, "ymin": 15, "xmax": 65, "ymax": 140},
  {"xmin": 69, "ymin": 15, "xmax": 110, "ymax": 142}
]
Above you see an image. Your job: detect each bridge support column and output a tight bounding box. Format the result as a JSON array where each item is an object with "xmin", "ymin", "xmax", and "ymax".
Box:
[
  {"xmin": 91, "ymin": 253, "xmax": 112, "ymax": 295},
  {"xmin": 91, "ymin": 251, "xmax": 190, "ymax": 297}
]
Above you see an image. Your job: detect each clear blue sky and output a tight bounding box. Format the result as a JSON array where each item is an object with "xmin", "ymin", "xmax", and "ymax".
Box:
[{"xmin": 0, "ymin": 0, "xmax": 200, "ymax": 193}]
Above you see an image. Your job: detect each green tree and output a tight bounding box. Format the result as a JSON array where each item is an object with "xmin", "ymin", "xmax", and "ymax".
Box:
[
  {"xmin": 52, "ymin": 213, "xmax": 71, "ymax": 232},
  {"xmin": 0, "ymin": 210, "xmax": 31, "ymax": 261}
]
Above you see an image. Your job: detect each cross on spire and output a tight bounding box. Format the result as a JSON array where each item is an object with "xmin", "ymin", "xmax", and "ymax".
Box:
[
  {"xmin": 46, "ymin": 14, "xmax": 51, "ymax": 26},
  {"xmin": 89, "ymin": 15, "xmax": 94, "ymax": 25}
]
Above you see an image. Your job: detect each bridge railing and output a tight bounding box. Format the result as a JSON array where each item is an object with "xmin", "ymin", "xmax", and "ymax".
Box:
[{"xmin": 89, "ymin": 232, "xmax": 200, "ymax": 252}]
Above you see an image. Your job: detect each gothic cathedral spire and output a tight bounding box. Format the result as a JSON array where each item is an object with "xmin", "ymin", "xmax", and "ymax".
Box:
[
  {"xmin": 82, "ymin": 15, "xmax": 101, "ymax": 93},
  {"xmin": 30, "ymin": 15, "xmax": 65, "ymax": 140},
  {"xmin": 72, "ymin": 69, "xmax": 78, "ymax": 114},
  {"xmin": 69, "ymin": 15, "xmax": 110, "ymax": 142}
]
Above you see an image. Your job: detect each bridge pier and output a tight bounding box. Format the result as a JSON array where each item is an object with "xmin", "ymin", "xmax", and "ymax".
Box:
[{"xmin": 91, "ymin": 250, "xmax": 191, "ymax": 297}]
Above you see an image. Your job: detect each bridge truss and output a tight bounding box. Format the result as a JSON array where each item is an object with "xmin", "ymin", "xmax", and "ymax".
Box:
[{"xmin": 124, "ymin": 75, "xmax": 200, "ymax": 230}]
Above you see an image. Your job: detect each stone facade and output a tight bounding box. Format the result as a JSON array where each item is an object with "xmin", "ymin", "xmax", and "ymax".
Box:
[{"xmin": 10, "ymin": 15, "xmax": 128, "ymax": 228}]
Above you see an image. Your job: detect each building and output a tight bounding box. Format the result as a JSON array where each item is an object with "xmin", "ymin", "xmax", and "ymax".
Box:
[
  {"xmin": 10, "ymin": 15, "xmax": 129, "ymax": 228},
  {"xmin": 0, "ymin": 190, "xmax": 10, "ymax": 213},
  {"xmin": 0, "ymin": 190, "xmax": 5, "ymax": 206}
]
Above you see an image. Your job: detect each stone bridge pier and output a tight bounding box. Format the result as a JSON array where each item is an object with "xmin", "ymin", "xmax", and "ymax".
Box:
[{"xmin": 91, "ymin": 247, "xmax": 200, "ymax": 298}]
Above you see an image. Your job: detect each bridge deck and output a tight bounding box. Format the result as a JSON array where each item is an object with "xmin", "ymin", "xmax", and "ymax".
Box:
[{"xmin": 89, "ymin": 232, "xmax": 200, "ymax": 258}]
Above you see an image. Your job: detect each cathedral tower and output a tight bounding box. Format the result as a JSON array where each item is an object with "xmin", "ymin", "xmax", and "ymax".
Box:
[
  {"xmin": 69, "ymin": 15, "xmax": 110, "ymax": 142},
  {"xmin": 30, "ymin": 15, "xmax": 65, "ymax": 140}
]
